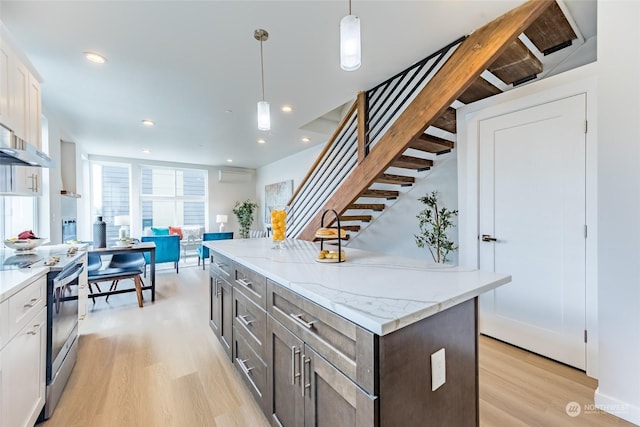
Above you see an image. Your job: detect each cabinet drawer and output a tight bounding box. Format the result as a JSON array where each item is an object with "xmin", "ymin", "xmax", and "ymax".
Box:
[
  {"xmin": 0, "ymin": 299, "xmax": 8, "ymax": 350},
  {"xmin": 267, "ymin": 280, "xmax": 375, "ymax": 394},
  {"xmin": 233, "ymin": 287, "xmax": 266, "ymax": 360},
  {"xmin": 8, "ymin": 275, "xmax": 46, "ymax": 339},
  {"xmin": 234, "ymin": 263, "xmax": 266, "ymax": 310},
  {"xmin": 210, "ymin": 251, "xmax": 233, "ymax": 279},
  {"xmin": 233, "ymin": 326, "xmax": 267, "ymax": 412}
]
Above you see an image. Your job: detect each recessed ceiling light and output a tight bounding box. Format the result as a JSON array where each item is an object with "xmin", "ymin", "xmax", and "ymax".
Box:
[
  {"xmin": 84, "ymin": 52, "xmax": 107, "ymax": 64},
  {"xmin": 225, "ymin": 109, "xmax": 233, "ymax": 113},
  {"xmin": 281, "ymin": 105, "xmax": 293, "ymax": 113},
  {"xmin": 141, "ymin": 119, "xmax": 155, "ymax": 127},
  {"xmin": 142, "ymin": 149, "xmax": 150, "ymax": 154},
  {"xmin": 257, "ymin": 139, "xmax": 266, "ymax": 144},
  {"xmin": 226, "ymin": 159, "xmax": 233, "ymax": 163},
  {"xmin": 301, "ymin": 137, "xmax": 310, "ymax": 143}
]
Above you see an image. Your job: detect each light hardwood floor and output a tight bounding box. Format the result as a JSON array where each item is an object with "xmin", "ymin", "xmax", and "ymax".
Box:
[{"xmin": 41, "ymin": 264, "xmax": 634, "ymax": 427}]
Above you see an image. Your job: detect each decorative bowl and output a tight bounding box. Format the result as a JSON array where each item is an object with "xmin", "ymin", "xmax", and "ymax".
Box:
[{"xmin": 3, "ymin": 238, "xmax": 47, "ymax": 251}]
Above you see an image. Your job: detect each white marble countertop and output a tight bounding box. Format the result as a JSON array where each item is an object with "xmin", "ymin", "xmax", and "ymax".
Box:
[
  {"xmin": 204, "ymin": 238, "xmax": 511, "ymax": 335},
  {"xmin": 0, "ymin": 244, "xmax": 88, "ymax": 301}
]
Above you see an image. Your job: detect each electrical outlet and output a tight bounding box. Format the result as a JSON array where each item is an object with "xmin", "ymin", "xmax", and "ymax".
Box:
[{"xmin": 431, "ymin": 348, "xmax": 446, "ymax": 391}]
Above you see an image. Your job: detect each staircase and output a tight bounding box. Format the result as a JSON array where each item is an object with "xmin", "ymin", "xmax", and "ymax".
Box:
[{"xmin": 288, "ymin": 0, "xmax": 580, "ymax": 242}]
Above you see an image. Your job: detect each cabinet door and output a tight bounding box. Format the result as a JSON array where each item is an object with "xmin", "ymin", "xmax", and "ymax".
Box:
[
  {"xmin": 10, "ymin": 59, "xmax": 28, "ymax": 141},
  {"xmin": 0, "ymin": 42, "xmax": 10, "ymax": 127},
  {"xmin": 220, "ymin": 278, "xmax": 233, "ymax": 359},
  {"xmin": 210, "ymin": 274, "xmax": 222, "ymax": 337},
  {"xmin": 27, "ymin": 74, "xmax": 41, "ymax": 149},
  {"xmin": 267, "ymin": 316, "xmax": 304, "ymax": 427},
  {"xmin": 303, "ymin": 345, "xmax": 376, "ymax": 427},
  {"xmin": 11, "ymin": 166, "xmax": 41, "ymax": 195},
  {"xmin": 1, "ymin": 307, "xmax": 46, "ymax": 427}
]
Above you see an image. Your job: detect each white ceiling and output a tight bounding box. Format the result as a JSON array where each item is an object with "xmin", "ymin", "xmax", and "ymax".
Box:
[{"xmin": 0, "ymin": 0, "xmax": 596, "ymax": 169}]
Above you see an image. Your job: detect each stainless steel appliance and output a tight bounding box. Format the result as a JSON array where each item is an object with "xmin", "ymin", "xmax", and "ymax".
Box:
[
  {"xmin": 0, "ymin": 124, "xmax": 54, "ymax": 167},
  {"xmin": 0, "ymin": 246, "xmax": 84, "ymax": 421},
  {"xmin": 61, "ymin": 196, "xmax": 78, "ymax": 243}
]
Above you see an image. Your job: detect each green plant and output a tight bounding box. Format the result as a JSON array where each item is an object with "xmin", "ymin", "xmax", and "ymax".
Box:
[
  {"xmin": 233, "ymin": 199, "xmax": 259, "ymax": 239},
  {"xmin": 415, "ymin": 191, "xmax": 458, "ymax": 264}
]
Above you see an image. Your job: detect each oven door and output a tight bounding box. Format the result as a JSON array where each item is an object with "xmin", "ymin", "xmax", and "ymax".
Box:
[{"xmin": 49, "ymin": 263, "xmax": 83, "ymax": 381}]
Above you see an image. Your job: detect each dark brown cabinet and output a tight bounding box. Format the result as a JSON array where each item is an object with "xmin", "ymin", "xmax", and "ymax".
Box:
[
  {"xmin": 210, "ymin": 274, "xmax": 233, "ymax": 359},
  {"xmin": 266, "ymin": 315, "xmax": 304, "ymax": 427},
  {"xmin": 209, "ymin": 248, "xmax": 480, "ymax": 427}
]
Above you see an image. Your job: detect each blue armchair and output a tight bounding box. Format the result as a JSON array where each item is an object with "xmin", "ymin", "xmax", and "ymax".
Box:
[
  {"xmin": 197, "ymin": 232, "xmax": 233, "ymax": 269},
  {"xmin": 141, "ymin": 234, "xmax": 181, "ymax": 273}
]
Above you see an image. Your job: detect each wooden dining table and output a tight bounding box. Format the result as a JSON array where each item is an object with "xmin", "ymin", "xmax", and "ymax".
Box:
[{"xmin": 88, "ymin": 241, "xmax": 157, "ymax": 302}]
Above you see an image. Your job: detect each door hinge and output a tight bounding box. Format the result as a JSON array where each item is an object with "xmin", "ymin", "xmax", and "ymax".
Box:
[
  {"xmin": 585, "ymin": 120, "xmax": 588, "ymax": 134},
  {"xmin": 584, "ymin": 329, "xmax": 588, "ymax": 343},
  {"xmin": 584, "ymin": 224, "xmax": 588, "ymax": 238}
]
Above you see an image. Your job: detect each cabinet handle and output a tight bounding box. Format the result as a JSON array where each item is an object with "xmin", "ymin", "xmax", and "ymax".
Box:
[
  {"xmin": 26, "ymin": 323, "xmax": 41, "ymax": 335},
  {"xmin": 215, "ymin": 279, "xmax": 222, "ymax": 297},
  {"xmin": 290, "ymin": 313, "xmax": 315, "ymax": 329},
  {"xmin": 301, "ymin": 354, "xmax": 311, "ymax": 396},
  {"xmin": 23, "ymin": 298, "xmax": 38, "ymax": 308},
  {"xmin": 236, "ymin": 358, "xmax": 254, "ymax": 376},
  {"xmin": 236, "ymin": 278, "xmax": 252, "ymax": 288},
  {"xmin": 238, "ymin": 314, "xmax": 254, "ymax": 327},
  {"xmin": 33, "ymin": 173, "xmax": 38, "ymax": 192},
  {"xmin": 291, "ymin": 346, "xmax": 301, "ymax": 385}
]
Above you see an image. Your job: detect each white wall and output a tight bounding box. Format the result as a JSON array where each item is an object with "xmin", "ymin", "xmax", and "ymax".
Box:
[
  {"xmin": 257, "ymin": 139, "xmax": 459, "ymax": 263},
  {"xmin": 347, "ymin": 153, "xmax": 458, "ymax": 263},
  {"xmin": 256, "ymin": 144, "xmax": 322, "ymax": 230},
  {"xmin": 595, "ymin": 2, "xmax": 640, "ymax": 424}
]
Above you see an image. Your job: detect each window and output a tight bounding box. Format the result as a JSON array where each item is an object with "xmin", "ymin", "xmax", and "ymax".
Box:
[
  {"xmin": 0, "ymin": 196, "xmax": 37, "ymax": 241},
  {"xmin": 91, "ymin": 162, "xmax": 131, "ymax": 242},
  {"xmin": 140, "ymin": 166, "xmax": 207, "ymax": 228}
]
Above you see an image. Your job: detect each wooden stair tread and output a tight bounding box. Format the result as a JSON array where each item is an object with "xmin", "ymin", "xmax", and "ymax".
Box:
[
  {"xmin": 392, "ymin": 155, "xmax": 433, "ymax": 171},
  {"xmin": 432, "ymin": 107, "xmax": 457, "ymax": 134},
  {"xmin": 488, "ymin": 38, "xmax": 542, "ymax": 85},
  {"xmin": 524, "ymin": 1, "xmax": 577, "ymax": 55},
  {"xmin": 458, "ymin": 76, "xmax": 502, "ymax": 104},
  {"xmin": 375, "ymin": 173, "xmax": 415, "ymax": 186},
  {"xmin": 338, "ymin": 215, "xmax": 372, "ymax": 222},
  {"xmin": 337, "ymin": 225, "xmax": 361, "ymax": 232},
  {"xmin": 410, "ymin": 134, "xmax": 454, "ymax": 154},
  {"xmin": 348, "ymin": 203, "xmax": 385, "ymax": 211},
  {"xmin": 360, "ymin": 189, "xmax": 399, "ymax": 199}
]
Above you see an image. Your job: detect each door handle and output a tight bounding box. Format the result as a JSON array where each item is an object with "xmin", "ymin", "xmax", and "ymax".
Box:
[{"xmin": 482, "ymin": 234, "xmax": 498, "ymax": 242}]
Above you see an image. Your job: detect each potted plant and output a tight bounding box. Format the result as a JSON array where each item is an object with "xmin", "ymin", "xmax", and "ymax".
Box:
[
  {"xmin": 233, "ymin": 199, "xmax": 259, "ymax": 239},
  {"xmin": 414, "ymin": 191, "xmax": 458, "ymax": 264}
]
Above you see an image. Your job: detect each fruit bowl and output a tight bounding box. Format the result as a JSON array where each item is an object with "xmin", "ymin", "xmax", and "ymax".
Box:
[{"xmin": 3, "ymin": 238, "xmax": 47, "ymax": 252}]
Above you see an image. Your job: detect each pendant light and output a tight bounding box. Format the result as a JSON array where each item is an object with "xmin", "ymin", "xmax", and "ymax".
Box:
[
  {"xmin": 340, "ymin": 0, "xmax": 361, "ymax": 71},
  {"xmin": 255, "ymin": 29, "xmax": 270, "ymax": 131}
]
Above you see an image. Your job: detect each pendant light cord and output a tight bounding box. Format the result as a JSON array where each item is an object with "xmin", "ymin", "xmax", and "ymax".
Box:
[
  {"xmin": 348, "ymin": 0, "xmax": 352, "ymax": 15},
  {"xmin": 260, "ymin": 40, "xmax": 265, "ymax": 102}
]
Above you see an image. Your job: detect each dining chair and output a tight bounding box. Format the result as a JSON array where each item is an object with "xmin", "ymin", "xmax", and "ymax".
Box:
[{"xmin": 105, "ymin": 253, "xmax": 146, "ymax": 301}]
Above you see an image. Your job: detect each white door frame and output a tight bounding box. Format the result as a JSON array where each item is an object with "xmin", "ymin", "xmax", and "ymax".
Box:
[{"xmin": 457, "ymin": 63, "xmax": 598, "ymax": 378}]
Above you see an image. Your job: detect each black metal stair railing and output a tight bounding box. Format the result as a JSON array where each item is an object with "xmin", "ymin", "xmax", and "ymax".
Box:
[{"xmin": 286, "ymin": 36, "xmax": 466, "ymax": 239}]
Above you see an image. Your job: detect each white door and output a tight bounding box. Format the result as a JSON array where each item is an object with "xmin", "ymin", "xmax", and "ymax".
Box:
[{"xmin": 478, "ymin": 94, "xmax": 586, "ymax": 370}]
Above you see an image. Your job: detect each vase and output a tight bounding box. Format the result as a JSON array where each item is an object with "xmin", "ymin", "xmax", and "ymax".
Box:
[
  {"xmin": 93, "ymin": 216, "xmax": 106, "ymax": 248},
  {"xmin": 270, "ymin": 206, "xmax": 288, "ymax": 249}
]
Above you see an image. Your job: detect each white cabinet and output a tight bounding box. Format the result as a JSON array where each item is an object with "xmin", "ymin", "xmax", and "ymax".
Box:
[
  {"xmin": 0, "ymin": 26, "xmax": 42, "ymax": 149},
  {"xmin": 0, "ymin": 43, "xmax": 10, "ymax": 128},
  {"xmin": 0, "ymin": 275, "xmax": 47, "ymax": 427},
  {"xmin": 0, "ymin": 165, "xmax": 42, "ymax": 195}
]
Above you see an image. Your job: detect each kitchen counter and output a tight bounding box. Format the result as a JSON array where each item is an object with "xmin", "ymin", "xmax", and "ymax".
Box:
[
  {"xmin": 0, "ymin": 244, "xmax": 87, "ymax": 301},
  {"xmin": 204, "ymin": 238, "xmax": 511, "ymax": 335}
]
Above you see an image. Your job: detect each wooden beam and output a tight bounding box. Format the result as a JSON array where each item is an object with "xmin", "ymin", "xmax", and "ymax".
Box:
[{"xmin": 297, "ymin": 0, "xmax": 554, "ymax": 241}]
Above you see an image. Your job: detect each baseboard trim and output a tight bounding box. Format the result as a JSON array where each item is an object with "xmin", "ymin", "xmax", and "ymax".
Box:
[{"xmin": 594, "ymin": 387, "xmax": 640, "ymax": 425}]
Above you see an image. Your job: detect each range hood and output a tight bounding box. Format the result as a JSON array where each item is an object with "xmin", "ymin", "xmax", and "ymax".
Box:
[{"xmin": 0, "ymin": 124, "xmax": 54, "ymax": 168}]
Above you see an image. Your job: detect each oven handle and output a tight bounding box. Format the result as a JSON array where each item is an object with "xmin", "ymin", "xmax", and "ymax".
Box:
[{"xmin": 53, "ymin": 263, "xmax": 84, "ymax": 289}]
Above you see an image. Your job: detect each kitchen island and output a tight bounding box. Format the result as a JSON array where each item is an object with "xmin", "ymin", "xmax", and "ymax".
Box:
[{"xmin": 204, "ymin": 238, "xmax": 510, "ymax": 427}]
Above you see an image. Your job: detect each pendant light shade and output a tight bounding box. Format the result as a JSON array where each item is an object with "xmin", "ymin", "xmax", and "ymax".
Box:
[
  {"xmin": 257, "ymin": 100, "xmax": 270, "ymax": 131},
  {"xmin": 255, "ymin": 29, "xmax": 271, "ymax": 131},
  {"xmin": 340, "ymin": 1, "xmax": 361, "ymax": 71}
]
